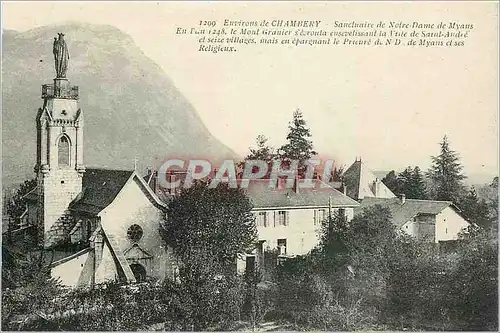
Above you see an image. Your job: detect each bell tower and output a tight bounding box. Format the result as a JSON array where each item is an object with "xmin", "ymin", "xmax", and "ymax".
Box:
[{"xmin": 35, "ymin": 33, "xmax": 85, "ymax": 247}]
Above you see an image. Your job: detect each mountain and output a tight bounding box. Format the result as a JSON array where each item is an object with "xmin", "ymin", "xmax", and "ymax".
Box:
[{"xmin": 2, "ymin": 23, "xmax": 236, "ymax": 188}]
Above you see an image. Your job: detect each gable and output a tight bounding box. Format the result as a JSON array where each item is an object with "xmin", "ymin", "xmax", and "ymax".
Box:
[
  {"xmin": 70, "ymin": 169, "xmax": 167, "ymax": 216},
  {"xmin": 343, "ymin": 160, "xmax": 396, "ymax": 200},
  {"xmin": 124, "ymin": 244, "xmax": 153, "ymax": 260},
  {"xmin": 99, "ymin": 175, "xmax": 166, "ymax": 217}
]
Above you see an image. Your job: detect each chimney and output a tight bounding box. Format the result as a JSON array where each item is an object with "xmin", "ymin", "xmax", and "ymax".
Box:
[
  {"xmin": 373, "ymin": 178, "xmax": 380, "ymax": 197},
  {"xmin": 343, "ymin": 183, "xmax": 347, "ymax": 196},
  {"xmin": 400, "ymin": 193, "xmax": 406, "ymax": 205}
]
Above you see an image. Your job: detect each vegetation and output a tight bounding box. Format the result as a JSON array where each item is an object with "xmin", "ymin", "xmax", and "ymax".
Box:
[
  {"xmin": 241, "ymin": 110, "xmax": 317, "ymax": 179},
  {"xmin": 269, "ymin": 206, "xmax": 498, "ymax": 331},
  {"xmin": 2, "ymin": 133, "xmax": 497, "ymax": 331},
  {"xmin": 382, "ymin": 166, "xmax": 427, "ymax": 199},
  {"xmin": 158, "ymin": 180, "xmax": 257, "ymax": 330},
  {"xmin": 278, "ymin": 109, "xmax": 317, "ymax": 177},
  {"xmin": 240, "ymin": 135, "xmax": 276, "ymax": 179},
  {"xmin": 159, "ymin": 179, "xmax": 256, "ymax": 270},
  {"xmin": 427, "ymin": 135, "xmax": 467, "ymax": 202},
  {"xmin": 4, "ymin": 178, "xmax": 37, "ymax": 232}
]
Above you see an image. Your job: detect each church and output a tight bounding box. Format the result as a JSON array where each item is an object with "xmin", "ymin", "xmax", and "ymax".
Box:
[{"xmin": 19, "ymin": 35, "xmax": 175, "ymax": 287}]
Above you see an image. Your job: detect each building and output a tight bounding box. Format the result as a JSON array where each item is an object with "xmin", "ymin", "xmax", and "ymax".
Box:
[
  {"xmin": 355, "ymin": 195, "xmax": 471, "ymax": 243},
  {"xmin": 239, "ymin": 179, "xmax": 359, "ymax": 273},
  {"xmin": 343, "ymin": 158, "xmax": 471, "ymax": 243},
  {"xmin": 16, "ymin": 36, "xmax": 174, "ymax": 288},
  {"xmin": 342, "ymin": 158, "xmax": 396, "ymax": 201}
]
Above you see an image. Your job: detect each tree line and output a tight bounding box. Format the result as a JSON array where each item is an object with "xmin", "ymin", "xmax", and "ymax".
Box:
[{"xmin": 381, "ymin": 136, "xmax": 497, "ymax": 230}]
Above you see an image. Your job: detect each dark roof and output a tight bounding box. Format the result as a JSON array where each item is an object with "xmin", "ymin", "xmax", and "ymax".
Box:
[
  {"xmin": 69, "ymin": 168, "xmax": 134, "ymax": 215},
  {"xmin": 342, "ymin": 160, "xmax": 362, "ymax": 200},
  {"xmin": 50, "ymin": 247, "xmax": 92, "ymax": 268},
  {"xmin": 355, "ymin": 197, "xmax": 456, "ymax": 227},
  {"xmin": 245, "ymin": 180, "xmax": 359, "ymax": 209}
]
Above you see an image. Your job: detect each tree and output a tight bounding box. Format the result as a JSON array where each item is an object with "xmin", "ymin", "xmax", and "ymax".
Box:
[
  {"xmin": 459, "ymin": 186, "xmax": 490, "ymax": 228},
  {"xmin": 476, "ymin": 177, "xmax": 499, "ymax": 230},
  {"xmin": 382, "ymin": 170, "xmax": 399, "ymax": 194},
  {"xmin": 330, "ymin": 165, "xmax": 344, "ymax": 182},
  {"xmin": 383, "ymin": 167, "xmax": 427, "ymax": 200},
  {"xmin": 318, "ymin": 209, "xmax": 350, "ymax": 269},
  {"xmin": 159, "ymin": 180, "xmax": 256, "ymax": 330},
  {"xmin": 426, "ymin": 136, "xmax": 466, "ymax": 202},
  {"xmin": 489, "ymin": 177, "xmax": 498, "ymax": 231},
  {"xmin": 5, "ymin": 179, "xmax": 37, "ymax": 230},
  {"xmin": 410, "ymin": 167, "xmax": 427, "ymax": 199},
  {"xmin": 160, "ymin": 180, "xmax": 257, "ymax": 272},
  {"xmin": 1, "ymin": 248, "xmax": 64, "ymax": 330},
  {"xmin": 446, "ymin": 229, "xmax": 498, "ymax": 330},
  {"xmin": 245, "ymin": 135, "xmax": 275, "ymax": 163},
  {"xmin": 240, "ymin": 135, "xmax": 276, "ymax": 178},
  {"xmin": 397, "ymin": 167, "xmax": 413, "ymax": 196},
  {"xmin": 278, "ymin": 110, "xmax": 317, "ymax": 177},
  {"xmin": 491, "ymin": 176, "xmax": 498, "ymax": 188}
]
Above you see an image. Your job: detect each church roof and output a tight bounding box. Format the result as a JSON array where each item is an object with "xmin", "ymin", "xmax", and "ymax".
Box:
[
  {"xmin": 355, "ymin": 197, "xmax": 461, "ymax": 227},
  {"xmin": 69, "ymin": 168, "xmax": 134, "ymax": 215},
  {"xmin": 245, "ymin": 179, "xmax": 359, "ymax": 209}
]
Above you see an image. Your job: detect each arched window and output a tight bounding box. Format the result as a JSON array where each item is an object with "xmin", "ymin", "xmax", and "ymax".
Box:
[{"xmin": 58, "ymin": 135, "xmax": 70, "ymax": 166}]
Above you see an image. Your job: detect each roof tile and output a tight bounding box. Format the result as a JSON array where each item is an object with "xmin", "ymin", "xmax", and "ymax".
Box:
[
  {"xmin": 356, "ymin": 197, "xmax": 454, "ymax": 227},
  {"xmin": 69, "ymin": 168, "xmax": 134, "ymax": 215},
  {"xmin": 245, "ymin": 179, "xmax": 359, "ymax": 209}
]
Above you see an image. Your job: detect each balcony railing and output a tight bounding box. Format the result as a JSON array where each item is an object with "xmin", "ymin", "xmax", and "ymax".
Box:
[{"xmin": 42, "ymin": 84, "xmax": 79, "ymax": 99}]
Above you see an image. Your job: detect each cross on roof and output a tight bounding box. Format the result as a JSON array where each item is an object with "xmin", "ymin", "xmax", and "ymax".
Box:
[{"xmin": 133, "ymin": 157, "xmax": 139, "ymax": 171}]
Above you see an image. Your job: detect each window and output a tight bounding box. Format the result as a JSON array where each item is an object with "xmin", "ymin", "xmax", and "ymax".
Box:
[
  {"xmin": 256, "ymin": 212, "xmax": 268, "ymax": 227},
  {"xmin": 277, "ymin": 239, "xmax": 287, "ymax": 255},
  {"xmin": 58, "ymin": 135, "xmax": 70, "ymax": 166},
  {"xmin": 277, "ymin": 211, "xmax": 288, "ymax": 226},
  {"xmin": 314, "ymin": 209, "xmax": 326, "ymax": 225},
  {"xmin": 127, "ymin": 224, "xmax": 143, "ymax": 242}
]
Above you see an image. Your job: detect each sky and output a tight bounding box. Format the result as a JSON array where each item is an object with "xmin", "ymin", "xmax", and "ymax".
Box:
[{"xmin": 2, "ymin": 1, "xmax": 498, "ymax": 179}]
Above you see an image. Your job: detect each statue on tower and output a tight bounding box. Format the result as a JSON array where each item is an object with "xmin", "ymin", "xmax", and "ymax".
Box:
[{"xmin": 53, "ymin": 33, "xmax": 70, "ymax": 78}]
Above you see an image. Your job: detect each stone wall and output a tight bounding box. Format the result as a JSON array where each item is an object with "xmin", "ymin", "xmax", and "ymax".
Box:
[
  {"xmin": 45, "ymin": 212, "xmax": 76, "ymax": 247},
  {"xmin": 38, "ymin": 168, "xmax": 83, "ymax": 248}
]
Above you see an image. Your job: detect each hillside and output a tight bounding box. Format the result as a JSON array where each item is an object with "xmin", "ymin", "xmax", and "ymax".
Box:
[{"xmin": 2, "ymin": 23, "xmax": 236, "ymax": 188}]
